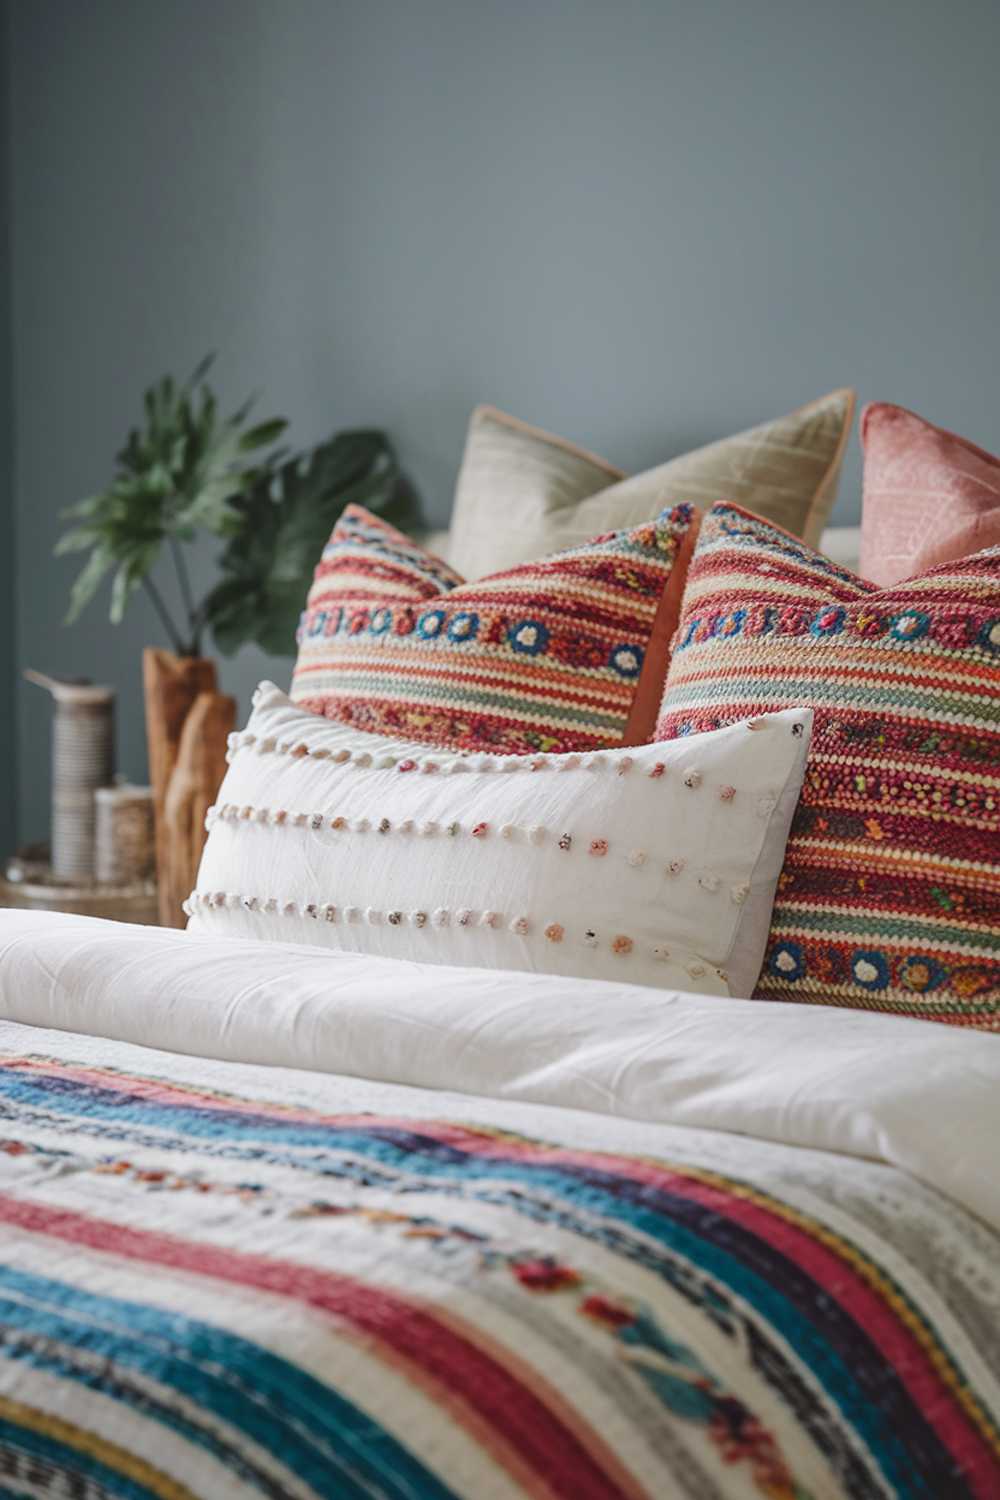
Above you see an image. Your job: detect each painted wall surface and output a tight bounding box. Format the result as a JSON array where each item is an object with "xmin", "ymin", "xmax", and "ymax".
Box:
[
  {"xmin": 0, "ymin": 0, "xmax": 14, "ymax": 860},
  {"xmin": 8, "ymin": 0, "xmax": 1000, "ymax": 841}
]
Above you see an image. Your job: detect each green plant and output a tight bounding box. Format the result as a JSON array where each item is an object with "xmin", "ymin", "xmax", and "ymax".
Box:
[
  {"xmin": 56, "ymin": 356, "xmax": 411, "ymax": 658},
  {"xmin": 204, "ymin": 429, "xmax": 406, "ymax": 657}
]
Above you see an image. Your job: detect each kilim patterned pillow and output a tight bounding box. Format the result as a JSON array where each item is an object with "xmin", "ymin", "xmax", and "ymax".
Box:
[
  {"xmin": 656, "ymin": 502, "xmax": 1000, "ymax": 1027},
  {"xmin": 291, "ymin": 502, "xmax": 698, "ymax": 754}
]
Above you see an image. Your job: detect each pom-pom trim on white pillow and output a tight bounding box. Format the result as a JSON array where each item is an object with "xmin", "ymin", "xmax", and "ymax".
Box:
[{"xmin": 189, "ymin": 684, "xmax": 812, "ymax": 998}]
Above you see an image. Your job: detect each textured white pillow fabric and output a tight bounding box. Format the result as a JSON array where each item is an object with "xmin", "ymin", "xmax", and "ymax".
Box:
[{"xmin": 188, "ymin": 684, "xmax": 812, "ymax": 998}]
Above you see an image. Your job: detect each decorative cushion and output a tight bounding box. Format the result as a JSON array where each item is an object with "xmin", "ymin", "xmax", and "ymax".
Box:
[
  {"xmin": 859, "ymin": 402, "xmax": 1000, "ymax": 587},
  {"xmin": 655, "ymin": 503, "xmax": 1000, "ymax": 1028},
  {"xmin": 290, "ymin": 501, "xmax": 698, "ymax": 754},
  {"xmin": 448, "ymin": 390, "xmax": 855, "ymax": 579},
  {"xmin": 189, "ymin": 684, "xmax": 813, "ymax": 999}
]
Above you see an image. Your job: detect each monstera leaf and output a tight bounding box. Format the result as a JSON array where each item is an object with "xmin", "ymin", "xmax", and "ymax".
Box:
[
  {"xmin": 204, "ymin": 428, "xmax": 413, "ymax": 657},
  {"xmin": 56, "ymin": 356, "xmax": 287, "ymax": 652},
  {"xmin": 55, "ymin": 355, "xmax": 417, "ymax": 659}
]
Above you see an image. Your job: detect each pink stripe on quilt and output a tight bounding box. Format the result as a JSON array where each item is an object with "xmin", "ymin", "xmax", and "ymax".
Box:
[
  {"xmin": 434, "ymin": 1130, "xmax": 1000, "ymax": 1496},
  {"xmin": 0, "ymin": 1192, "xmax": 647, "ymax": 1500}
]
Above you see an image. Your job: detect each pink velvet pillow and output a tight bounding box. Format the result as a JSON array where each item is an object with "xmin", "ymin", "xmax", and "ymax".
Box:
[{"xmin": 859, "ymin": 402, "xmax": 1000, "ymax": 586}]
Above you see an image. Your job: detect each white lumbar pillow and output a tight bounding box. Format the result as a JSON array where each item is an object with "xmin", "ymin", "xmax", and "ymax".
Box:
[{"xmin": 188, "ymin": 683, "xmax": 812, "ymax": 998}]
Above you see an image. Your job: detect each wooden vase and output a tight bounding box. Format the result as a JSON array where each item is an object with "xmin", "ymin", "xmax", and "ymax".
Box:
[{"xmin": 143, "ymin": 649, "xmax": 235, "ymax": 928}]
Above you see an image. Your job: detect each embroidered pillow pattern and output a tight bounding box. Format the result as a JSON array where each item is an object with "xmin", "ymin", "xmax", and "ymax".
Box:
[
  {"xmin": 291, "ymin": 503, "xmax": 697, "ymax": 754},
  {"xmin": 656, "ymin": 503, "xmax": 1000, "ymax": 1028}
]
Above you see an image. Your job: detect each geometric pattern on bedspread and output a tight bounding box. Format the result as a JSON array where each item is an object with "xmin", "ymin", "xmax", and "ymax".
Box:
[{"xmin": 0, "ymin": 1054, "xmax": 998, "ymax": 1500}]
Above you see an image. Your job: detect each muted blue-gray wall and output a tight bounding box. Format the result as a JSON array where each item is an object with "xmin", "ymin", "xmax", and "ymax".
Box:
[
  {"xmin": 0, "ymin": 0, "xmax": 14, "ymax": 860},
  {"xmin": 7, "ymin": 0, "xmax": 1000, "ymax": 844}
]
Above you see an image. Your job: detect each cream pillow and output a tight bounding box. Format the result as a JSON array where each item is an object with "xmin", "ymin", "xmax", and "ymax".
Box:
[
  {"xmin": 448, "ymin": 390, "xmax": 855, "ymax": 579},
  {"xmin": 188, "ymin": 683, "xmax": 812, "ymax": 999}
]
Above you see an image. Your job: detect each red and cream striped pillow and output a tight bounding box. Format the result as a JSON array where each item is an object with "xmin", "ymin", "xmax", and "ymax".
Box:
[
  {"xmin": 290, "ymin": 503, "xmax": 698, "ymax": 755},
  {"xmin": 656, "ymin": 502, "xmax": 1000, "ymax": 1028}
]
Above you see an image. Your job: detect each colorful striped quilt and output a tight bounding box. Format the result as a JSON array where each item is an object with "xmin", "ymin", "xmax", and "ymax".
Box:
[
  {"xmin": 1, "ymin": 1043, "xmax": 998, "ymax": 1499},
  {"xmin": 0, "ymin": 913, "xmax": 998, "ymax": 1498}
]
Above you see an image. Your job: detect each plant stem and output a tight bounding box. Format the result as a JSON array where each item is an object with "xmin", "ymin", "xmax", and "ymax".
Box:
[
  {"xmin": 142, "ymin": 575, "xmax": 186, "ymax": 656},
  {"xmin": 186, "ymin": 598, "xmax": 211, "ymax": 659},
  {"xmin": 169, "ymin": 535, "xmax": 197, "ymax": 637}
]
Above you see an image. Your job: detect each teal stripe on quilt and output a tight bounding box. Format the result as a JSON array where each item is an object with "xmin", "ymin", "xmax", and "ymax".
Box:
[
  {"xmin": 0, "ymin": 1071, "xmax": 921, "ymax": 1494},
  {"xmin": 0, "ymin": 1294, "xmax": 297, "ymax": 1500},
  {"xmin": 0, "ymin": 1415, "xmax": 160, "ymax": 1500},
  {"xmin": 0, "ymin": 1263, "xmax": 458, "ymax": 1500}
]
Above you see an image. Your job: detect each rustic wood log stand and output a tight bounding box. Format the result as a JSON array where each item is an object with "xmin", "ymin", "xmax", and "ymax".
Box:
[{"xmin": 143, "ymin": 649, "xmax": 235, "ymax": 928}]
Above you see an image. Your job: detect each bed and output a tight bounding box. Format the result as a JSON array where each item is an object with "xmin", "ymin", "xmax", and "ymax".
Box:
[{"xmin": 0, "ymin": 908, "xmax": 997, "ymax": 1500}]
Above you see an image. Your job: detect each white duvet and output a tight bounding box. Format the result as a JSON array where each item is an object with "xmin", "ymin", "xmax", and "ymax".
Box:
[{"xmin": 0, "ymin": 908, "xmax": 996, "ymax": 1234}]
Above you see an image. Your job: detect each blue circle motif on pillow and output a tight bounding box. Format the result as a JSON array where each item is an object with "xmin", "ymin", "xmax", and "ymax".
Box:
[
  {"xmin": 977, "ymin": 617, "xmax": 1000, "ymax": 656},
  {"xmin": 509, "ymin": 620, "xmax": 550, "ymax": 655},
  {"xmin": 608, "ymin": 643, "xmax": 644, "ymax": 678},
  {"xmin": 851, "ymin": 949, "xmax": 890, "ymax": 990},
  {"xmin": 447, "ymin": 611, "xmax": 479, "ymax": 643},
  {"xmin": 898, "ymin": 955, "xmax": 948, "ymax": 993},
  {"xmin": 809, "ymin": 606, "xmax": 846, "ymax": 638},
  {"xmin": 416, "ymin": 610, "xmax": 446, "ymax": 640},
  {"xmin": 888, "ymin": 610, "xmax": 931, "ymax": 643},
  {"xmin": 768, "ymin": 941, "xmax": 806, "ymax": 982}
]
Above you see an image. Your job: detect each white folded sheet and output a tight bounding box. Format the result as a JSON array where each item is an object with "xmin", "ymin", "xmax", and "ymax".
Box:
[{"xmin": 1, "ymin": 907, "xmax": 997, "ymax": 1232}]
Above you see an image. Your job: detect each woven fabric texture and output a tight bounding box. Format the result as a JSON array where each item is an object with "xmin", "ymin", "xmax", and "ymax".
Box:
[
  {"xmin": 291, "ymin": 502, "xmax": 696, "ymax": 754},
  {"xmin": 449, "ymin": 390, "xmax": 855, "ymax": 579},
  {"xmin": 859, "ymin": 401, "xmax": 1000, "ymax": 587},
  {"xmin": 656, "ymin": 502, "xmax": 1000, "ymax": 1028}
]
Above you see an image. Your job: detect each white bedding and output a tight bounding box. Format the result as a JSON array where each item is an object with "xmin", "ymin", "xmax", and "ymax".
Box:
[{"xmin": 1, "ymin": 908, "xmax": 996, "ymax": 1235}]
